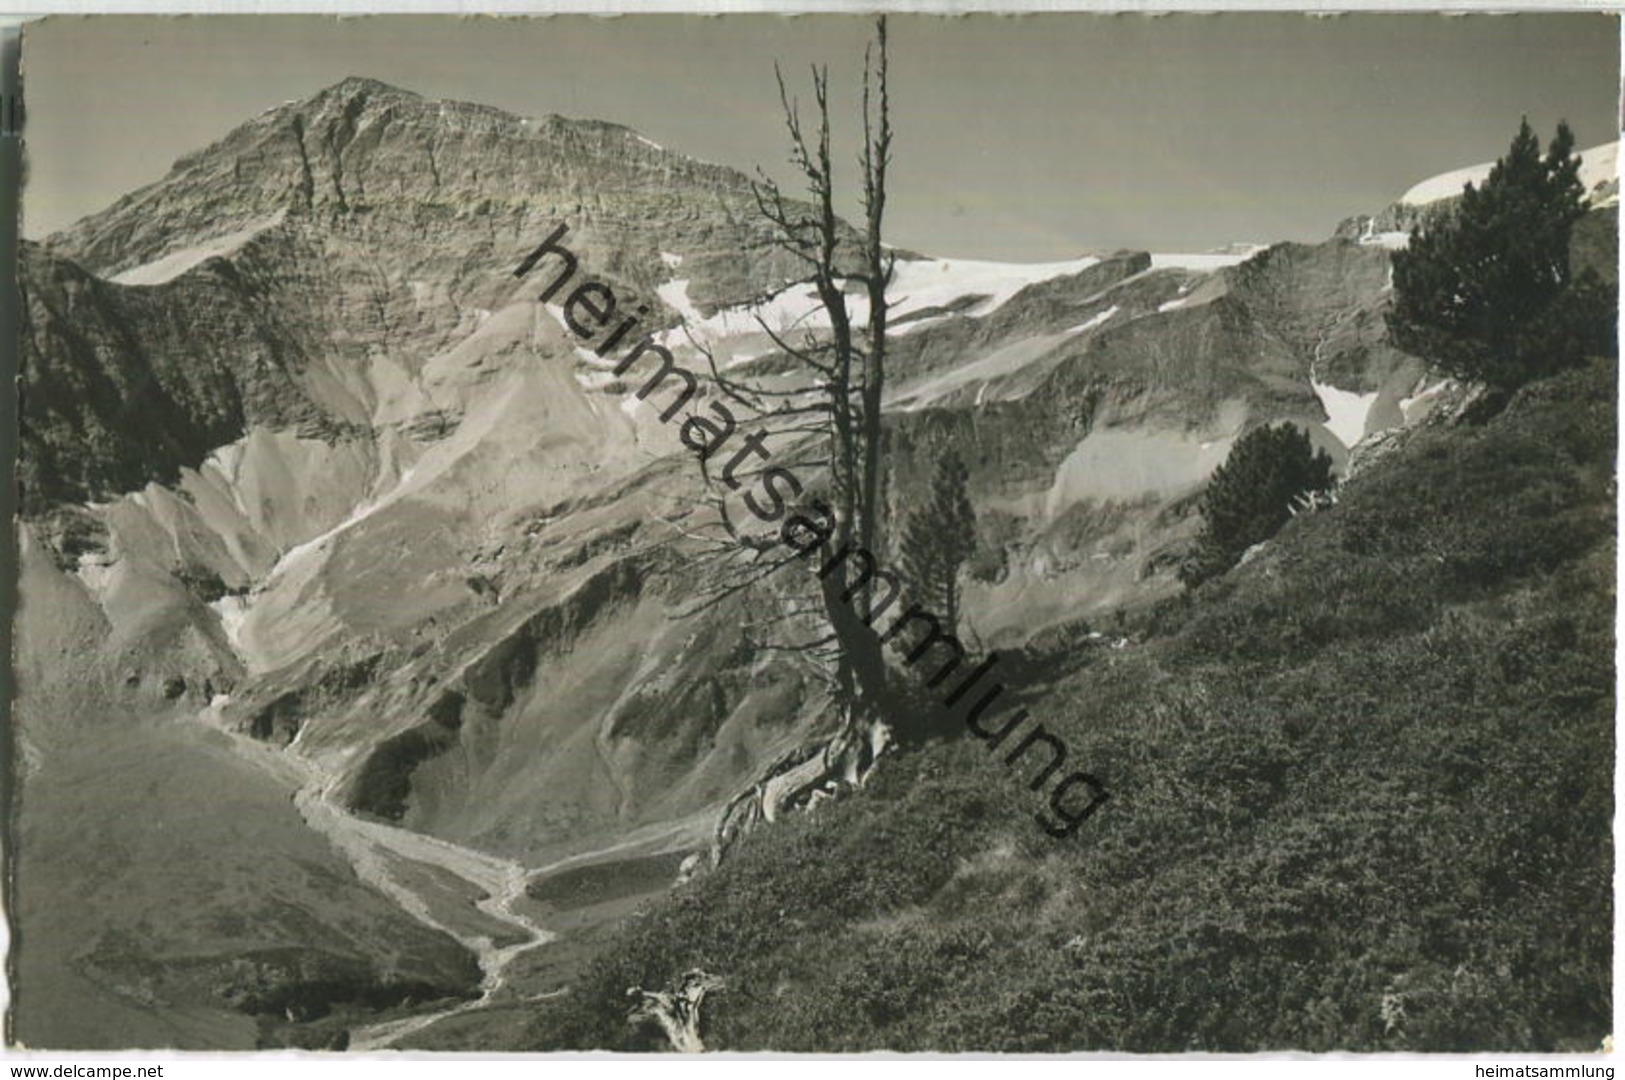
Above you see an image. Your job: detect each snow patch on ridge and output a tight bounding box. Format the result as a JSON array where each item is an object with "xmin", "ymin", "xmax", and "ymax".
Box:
[
  {"xmin": 1149, "ymin": 248, "xmax": 1263, "ymax": 272},
  {"xmin": 574, "ymin": 370, "xmax": 620, "ymax": 392},
  {"xmin": 74, "ymin": 551, "xmax": 117, "ymax": 600},
  {"xmin": 1312, "ymin": 380, "xmax": 1379, "ymax": 449},
  {"xmin": 1400, "ymin": 377, "xmax": 1453, "ymax": 423},
  {"xmin": 656, "ymin": 279, "xmax": 709, "ymax": 327},
  {"xmin": 885, "ymin": 255, "xmax": 1102, "ymax": 321},
  {"xmin": 657, "ymin": 254, "xmax": 1105, "ymax": 357},
  {"xmin": 110, "ymin": 214, "xmax": 284, "ymax": 286},
  {"xmin": 657, "ymin": 278, "xmax": 827, "ymax": 351},
  {"xmin": 1353, "ymin": 216, "xmax": 1412, "ymax": 250},
  {"xmin": 1065, "ymin": 306, "xmax": 1119, "ymax": 335},
  {"xmin": 1361, "ymin": 231, "xmax": 1411, "ymax": 251},
  {"xmin": 211, "ymin": 594, "xmax": 252, "ymax": 657},
  {"xmin": 1402, "ymin": 141, "xmax": 1619, "ymax": 206}
]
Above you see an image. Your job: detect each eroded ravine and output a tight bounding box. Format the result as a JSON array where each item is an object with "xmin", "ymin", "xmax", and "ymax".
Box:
[
  {"xmin": 192, "ymin": 707, "xmax": 559, "ymax": 1050},
  {"xmin": 294, "ymin": 777, "xmax": 557, "ymax": 1052}
]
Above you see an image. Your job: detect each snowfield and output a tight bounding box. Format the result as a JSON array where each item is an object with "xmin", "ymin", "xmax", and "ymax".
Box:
[
  {"xmin": 884, "ymin": 254, "xmax": 1102, "ymax": 320},
  {"xmin": 109, "ymin": 213, "xmax": 285, "ymax": 286},
  {"xmin": 1149, "ymin": 248, "xmax": 1264, "ymax": 271},
  {"xmin": 1065, "ymin": 305, "xmax": 1119, "ymax": 335},
  {"xmin": 1402, "ymin": 141, "xmax": 1619, "ymax": 207},
  {"xmin": 657, "ymin": 253, "xmax": 1106, "ymax": 351},
  {"xmin": 654, "ymin": 247, "xmax": 1264, "ymax": 362},
  {"xmin": 1312, "ymin": 378, "xmax": 1380, "ymax": 450}
]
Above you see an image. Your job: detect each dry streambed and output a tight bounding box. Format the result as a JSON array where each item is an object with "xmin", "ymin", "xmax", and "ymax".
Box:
[{"xmin": 218, "ymin": 715, "xmax": 713, "ymax": 1050}]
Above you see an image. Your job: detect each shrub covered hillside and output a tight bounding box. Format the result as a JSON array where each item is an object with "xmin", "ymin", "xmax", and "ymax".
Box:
[{"xmin": 524, "ymin": 357, "xmax": 1614, "ymax": 1053}]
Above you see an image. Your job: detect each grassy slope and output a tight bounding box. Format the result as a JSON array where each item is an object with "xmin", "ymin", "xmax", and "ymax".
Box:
[{"xmin": 518, "ymin": 357, "xmax": 1615, "ymax": 1053}]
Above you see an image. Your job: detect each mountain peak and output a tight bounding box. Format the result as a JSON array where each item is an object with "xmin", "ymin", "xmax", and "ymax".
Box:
[
  {"xmin": 309, "ymin": 76, "xmax": 421, "ymax": 105},
  {"xmin": 45, "ymin": 73, "xmax": 781, "ymax": 301}
]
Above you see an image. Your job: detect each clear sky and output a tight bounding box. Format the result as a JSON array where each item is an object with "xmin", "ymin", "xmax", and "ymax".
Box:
[{"xmin": 20, "ymin": 13, "xmax": 1622, "ymax": 260}]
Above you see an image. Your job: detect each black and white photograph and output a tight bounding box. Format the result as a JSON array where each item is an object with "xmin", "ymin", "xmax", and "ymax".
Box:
[{"xmin": 5, "ymin": 11, "xmax": 1619, "ymax": 1056}]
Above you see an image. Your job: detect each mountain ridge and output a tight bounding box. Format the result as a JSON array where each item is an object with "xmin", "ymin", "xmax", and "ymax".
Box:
[{"xmin": 13, "ymin": 79, "xmax": 1615, "ymax": 1049}]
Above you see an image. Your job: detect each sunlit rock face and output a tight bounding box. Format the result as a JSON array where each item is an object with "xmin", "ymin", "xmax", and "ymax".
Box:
[{"xmin": 28, "ymin": 77, "xmax": 1596, "ymax": 1048}]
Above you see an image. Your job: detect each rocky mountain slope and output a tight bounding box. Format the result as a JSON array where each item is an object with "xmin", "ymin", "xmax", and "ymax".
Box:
[{"xmin": 13, "ymin": 77, "xmax": 1615, "ymax": 1048}]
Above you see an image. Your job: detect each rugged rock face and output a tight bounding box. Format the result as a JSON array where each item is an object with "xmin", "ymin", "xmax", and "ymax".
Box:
[
  {"xmin": 23, "ymin": 78, "xmax": 842, "ymax": 512},
  {"xmin": 18, "ymin": 242, "xmax": 333, "ymax": 512},
  {"xmin": 871, "ymin": 232, "xmax": 1433, "ymax": 642},
  {"xmin": 49, "ymin": 78, "xmax": 815, "ymax": 310},
  {"xmin": 17, "ymin": 77, "xmax": 1613, "ymax": 1048}
]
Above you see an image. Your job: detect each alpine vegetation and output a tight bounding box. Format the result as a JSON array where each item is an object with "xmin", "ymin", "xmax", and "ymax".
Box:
[{"xmin": 11, "ymin": 15, "xmax": 1614, "ymax": 1057}]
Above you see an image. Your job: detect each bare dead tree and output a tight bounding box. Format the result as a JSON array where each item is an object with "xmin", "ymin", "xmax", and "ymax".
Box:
[
  {"xmin": 626, "ymin": 969, "xmax": 725, "ymax": 1052},
  {"xmin": 758, "ymin": 18, "xmax": 896, "ymax": 705},
  {"xmin": 679, "ymin": 17, "xmax": 901, "ymax": 860}
]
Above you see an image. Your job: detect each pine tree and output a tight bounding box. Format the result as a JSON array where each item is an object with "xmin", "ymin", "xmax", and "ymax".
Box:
[
  {"xmin": 1388, "ymin": 119, "xmax": 1613, "ymax": 392},
  {"xmin": 900, "ymin": 450, "xmax": 976, "ymax": 638},
  {"xmin": 1180, "ymin": 423, "xmax": 1334, "ymax": 588}
]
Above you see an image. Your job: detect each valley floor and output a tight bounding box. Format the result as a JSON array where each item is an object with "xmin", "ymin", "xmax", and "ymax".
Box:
[{"xmin": 11, "ymin": 679, "xmax": 716, "ymax": 1051}]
